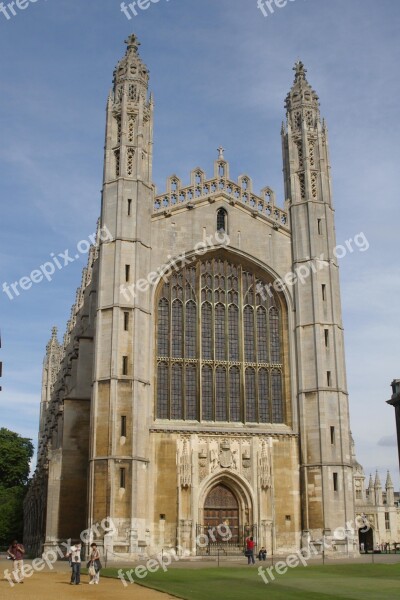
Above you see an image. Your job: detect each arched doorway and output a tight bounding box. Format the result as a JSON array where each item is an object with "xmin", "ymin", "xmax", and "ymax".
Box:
[
  {"xmin": 204, "ymin": 484, "xmax": 239, "ymax": 543},
  {"xmin": 358, "ymin": 526, "xmax": 373, "ymax": 553}
]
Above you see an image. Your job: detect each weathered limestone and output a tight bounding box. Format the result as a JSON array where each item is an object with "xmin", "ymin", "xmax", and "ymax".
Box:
[{"xmin": 24, "ymin": 39, "xmax": 381, "ymax": 560}]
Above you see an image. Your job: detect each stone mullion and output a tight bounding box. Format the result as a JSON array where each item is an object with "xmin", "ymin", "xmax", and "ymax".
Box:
[
  {"xmin": 198, "ymin": 262, "xmax": 203, "ymax": 421},
  {"xmin": 211, "ymin": 260, "xmax": 216, "ymax": 421},
  {"xmin": 253, "ymin": 275, "xmax": 262, "ymax": 423},
  {"xmin": 238, "ymin": 266, "xmax": 246, "ymax": 423},
  {"xmin": 183, "ymin": 273, "xmax": 187, "ymax": 421},
  {"xmin": 224, "ymin": 263, "xmax": 230, "ymax": 421},
  {"xmin": 168, "ymin": 286, "xmax": 173, "ymax": 420}
]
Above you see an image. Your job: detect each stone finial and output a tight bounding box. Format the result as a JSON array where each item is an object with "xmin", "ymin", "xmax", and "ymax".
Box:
[
  {"xmin": 217, "ymin": 146, "xmax": 225, "ymax": 160},
  {"xmin": 293, "ymin": 60, "xmax": 307, "ymax": 81},
  {"xmin": 368, "ymin": 474, "xmax": 374, "ymax": 489},
  {"xmin": 125, "ymin": 34, "xmax": 140, "ymax": 52}
]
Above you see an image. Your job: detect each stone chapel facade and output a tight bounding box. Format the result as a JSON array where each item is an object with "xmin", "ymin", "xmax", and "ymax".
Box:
[{"xmin": 24, "ymin": 35, "xmax": 359, "ymax": 558}]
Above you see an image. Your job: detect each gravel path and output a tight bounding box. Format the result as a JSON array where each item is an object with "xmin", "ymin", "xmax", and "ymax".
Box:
[{"xmin": 0, "ymin": 560, "xmax": 175, "ymax": 600}]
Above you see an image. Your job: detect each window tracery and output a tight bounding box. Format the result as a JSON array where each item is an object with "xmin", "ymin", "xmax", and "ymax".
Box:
[{"xmin": 156, "ymin": 258, "xmax": 286, "ymax": 423}]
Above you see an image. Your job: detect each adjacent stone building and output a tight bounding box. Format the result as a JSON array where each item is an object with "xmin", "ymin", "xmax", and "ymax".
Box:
[
  {"xmin": 25, "ymin": 35, "xmax": 361, "ymax": 558},
  {"xmin": 352, "ymin": 436, "xmax": 400, "ymax": 551}
]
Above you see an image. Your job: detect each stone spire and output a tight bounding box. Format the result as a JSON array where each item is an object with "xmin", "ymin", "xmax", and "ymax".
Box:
[
  {"xmin": 374, "ymin": 471, "xmax": 382, "ymax": 505},
  {"xmin": 89, "ymin": 35, "xmax": 154, "ymax": 544},
  {"xmin": 282, "ymin": 61, "xmax": 353, "ymax": 541},
  {"xmin": 385, "ymin": 471, "xmax": 395, "ymax": 505},
  {"xmin": 104, "ymin": 34, "xmax": 153, "ymax": 184},
  {"xmin": 39, "ymin": 327, "xmax": 61, "ymax": 451},
  {"xmin": 374, "ymin": 470, "xmax": 381, "ymax": 487},
  {"xmin": 367, "ymin": 474, "xmax": 375, "ymax": 505},
  {"xmin": 113, "ymin": 34, "xmax": 149, "ymax": 90},
  {"xmin": 284, "ymin": 61, "xmax": 320, "ymax": 127}
]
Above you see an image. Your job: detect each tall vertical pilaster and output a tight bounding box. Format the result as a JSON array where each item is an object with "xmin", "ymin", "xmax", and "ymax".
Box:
[
  {"xmin": 282, "ymin": 62, "xmax": 354, "ymax": 544},
  {"xmin": 89, "ymin": 35, "xmax": 154, "ymax": 551}
]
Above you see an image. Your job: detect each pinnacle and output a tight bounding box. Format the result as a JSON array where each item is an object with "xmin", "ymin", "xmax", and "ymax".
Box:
[
  {"xmin": 374, "ymin": 470, "xmax": 382, "ymax": 488},
  {"xmin": 386, "ymin": 470, "xmax": 394, "ymax": 488}
]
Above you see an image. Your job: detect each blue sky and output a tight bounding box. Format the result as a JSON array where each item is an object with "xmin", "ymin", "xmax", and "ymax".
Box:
[{"xmin": 0, "ymin": 0, "xmax": 399, "ymax": 488}]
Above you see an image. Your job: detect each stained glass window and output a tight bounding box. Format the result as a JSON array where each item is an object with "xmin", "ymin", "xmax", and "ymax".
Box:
[
  {"xmin": 157, "ymin": 298, "xmax": 169, "ymax": 356},
  {"xmin": 202, "ymin": 366, "xmax": 213, "ymax": 421},
  {"xmin": 216, "ymin": 366, "xmax": 227, "ymax": 421},
  {"xmin": 258, "ymin": 368, "xmax": 269, "ymax": 423},
  {"xmin": 202, "ymin": 303, "xmax": 212, "ymax": 359},
  {"xmin": 270, "ymin": 307, "xmax": 280, "ymax": 363},
  {"xmin": 215, "ymin": 303, "xmax": 226, "ymax": 361},
  {"xmin": 157, "ymin": 362, "xmax": 169, "ymax": 419},
  {"xmin": 229, "ymin": 367, "xmax": 241, "ymax": 422},
  {"xmin": 155, "ymin": 258, "xmax": 286, "ymax": 424},
  {"xmin": 185, "ymin": 301, "xmax": 196, "ymax": 359},
  {"xmin": 271, "ymin": 369, "xmax": 283, "ymax": 423},
  {"xmin": 244, "ymin": 306, "xmax": 255, "ymax": 362},
  {"xmin": 186, "ymin": 364, "xmax": 197, "ymax": 420},
  {"xmin": 245, "ymin": 368, "xmax": 257, "ymax": 422},
  {"xmin": 172, "ymin": 300, "xmax": 183, "ymax": 358},
  {"xmin": 171, "ymin": 364, "xmax": 183, "ymax": 419},
  {"xmin": 217, "ymin": 208, "xmax": 227, "ymax": 232},
  {"xmin": 229, "ymin": 305, "xmax": 239, "ymax": 361},
  {"xmin": 257, "ymin": 307, "xmax": 268, "ymax": 362}
]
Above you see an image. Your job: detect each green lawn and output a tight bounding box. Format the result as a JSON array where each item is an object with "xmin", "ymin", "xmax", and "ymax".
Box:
[{"xmin": 100, "ymin": 563, "xmax": 400, "ymax": 600}]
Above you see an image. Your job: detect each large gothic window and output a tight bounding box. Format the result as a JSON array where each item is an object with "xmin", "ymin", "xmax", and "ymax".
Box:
[{"xmin": 156, "ymin": 257, "xmax": 286, "ymax": 423}]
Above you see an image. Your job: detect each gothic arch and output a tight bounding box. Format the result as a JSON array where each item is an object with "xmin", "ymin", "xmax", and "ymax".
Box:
[
  {"xmin": 198, "ymin": 470, "xmax": 256, "ymax": 529},
  {"xmin": 154, "ymin": 248, "xmax": 292, "ymax": 426}
]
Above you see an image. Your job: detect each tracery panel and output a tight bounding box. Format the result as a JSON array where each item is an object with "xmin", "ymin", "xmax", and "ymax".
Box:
[
  {"xmin": 245, "ymin": 367, "xmax": 257, "ymax": 422},
  {"xmin": 229, "ymin": 367, "xmax": 241, "ymax": 422},
  {"xmin": 215, "ymin": 366, "xmax": 227, "ymax": 421},
  {"xmin": 202, "ymin": 365, "xmax": 213, "ymax": 421},
  {"xmin": 155, "ymin": 257, "xmax": 287, "ymax": 424}
]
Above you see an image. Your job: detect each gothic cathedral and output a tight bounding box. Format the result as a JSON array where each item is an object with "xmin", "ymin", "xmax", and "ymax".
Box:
[{"xmin": 24, "ymin": 35, "xmax": 358, "ymax": 558}]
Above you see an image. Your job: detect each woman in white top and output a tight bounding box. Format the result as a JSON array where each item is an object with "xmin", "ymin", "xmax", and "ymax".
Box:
[{"xmin": 88, "ymin": 543, "xmax": 101, "ymax": 584}]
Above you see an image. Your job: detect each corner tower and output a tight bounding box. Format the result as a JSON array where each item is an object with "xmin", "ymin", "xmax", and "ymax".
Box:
[
  {"xmin": 282, "ymin": 62, "xmax": 354, "ymax": 547},
  {"xmin": 88, "ymin": 35, "xmax": 154, "ymax": 552}
]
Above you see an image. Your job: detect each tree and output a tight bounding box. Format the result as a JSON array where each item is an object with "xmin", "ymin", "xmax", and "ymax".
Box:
[
  {"xmin": 0, "ymin": 428, "xmax": 34, "ymax": 546},
  {"xmin": 0, "ymin": 428, "xmax": 33, "ymax": 487}
]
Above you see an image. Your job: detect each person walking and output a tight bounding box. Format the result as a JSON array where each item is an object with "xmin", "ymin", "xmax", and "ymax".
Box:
[
  {"xmin": 88, "ymin": 543, "xmax": 101, "ymax": 585},
  {"xmin": 245, "ymin": 536, "xmax": 255, "ymax": 565},
  {"xmin": 7, "ymin": 540, "xmax": 25, "ymax": 583},
  {"xmin": 67, "ymin": 542, "xmax": 82, "ymax": 585}
]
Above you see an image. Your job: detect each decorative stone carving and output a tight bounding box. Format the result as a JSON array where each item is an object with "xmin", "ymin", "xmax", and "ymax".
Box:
[
  {"xmin": 210, "ymin": 445, "xmax": 219, "ymax": 472},
  {"xmin": 259, "ymin": 440, "xmax": 271, "ymax": 490},
  {"xmin": 179, "ymin": 439, "xmax": 191, "ymax": 488},
  {"xmin": 219, "ymin": 439, "xmax": 233, "ymax": 468}
]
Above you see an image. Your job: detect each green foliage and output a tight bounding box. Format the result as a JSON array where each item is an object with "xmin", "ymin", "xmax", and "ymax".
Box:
[
  {"xmin": 0, "ymin": 428, "xmax": 33, "ymax": 547},
  {"xmin": 0, "ymin": 427, "xmax": 34, "ymax": 487},
  {"xmin": 0, "ymin": 485, "xmax": 24, "ymax": 547}
]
